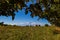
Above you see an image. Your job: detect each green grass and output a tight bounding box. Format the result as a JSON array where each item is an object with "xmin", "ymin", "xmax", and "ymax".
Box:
[{"xmin": 0, "ymin": 26, "xmax": 60, "ymax": 40}]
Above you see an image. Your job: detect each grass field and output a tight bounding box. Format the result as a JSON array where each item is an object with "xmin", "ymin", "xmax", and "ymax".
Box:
[{"xmin": 0, "ymin": 26, "xmax": 60, "ymax": 40}]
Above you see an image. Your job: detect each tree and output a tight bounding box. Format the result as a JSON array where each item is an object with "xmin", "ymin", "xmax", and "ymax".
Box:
[
  {"xmin": 39, "ymin": 25, "xmax": 41, "ymax": 27},
  {"xmin": 0, "ymin": 0, "xmax": 60, "ymax": 26},
  {"xmin": 0, "ymin": 22, "xmax": 4, "ymax": 26},
  {"xmin": 0, "ymin": 0, "xmax": 27, "ymax": 20},
  {"xmin": 45, "ymin": 24, "xmax": 49, "ymax": 27},
  {"xmin": 35, "ymin": 25, "xmax": 40, "ymax": 27}
]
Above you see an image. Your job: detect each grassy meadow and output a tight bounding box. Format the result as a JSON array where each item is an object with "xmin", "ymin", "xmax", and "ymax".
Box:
[{"xmin": 0, "ymin": 25, "xmax": 60, "ymax": 40}]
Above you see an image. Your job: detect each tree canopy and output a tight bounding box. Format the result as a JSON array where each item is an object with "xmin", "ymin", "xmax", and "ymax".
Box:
[{"xmin": 0, "ymin": 0, "xmax": 60, "ymax": 26}]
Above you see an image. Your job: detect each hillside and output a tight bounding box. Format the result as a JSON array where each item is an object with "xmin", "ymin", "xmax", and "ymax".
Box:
[{"xmin": 0, "ymin": 26, "xmax": 60, "ymax": 40}]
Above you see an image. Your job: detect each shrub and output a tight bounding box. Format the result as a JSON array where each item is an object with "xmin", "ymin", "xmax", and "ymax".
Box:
[
  {"xmin": 45, "ymin": 24, "xmax": 49, "ymax": 27},
  {"xmin": 0, "ymin": 22, "xmax": 4, "ymax": 26}
]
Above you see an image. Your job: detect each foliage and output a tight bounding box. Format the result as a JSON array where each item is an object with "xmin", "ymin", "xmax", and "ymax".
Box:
[
  {"xmin": 26, "ymin": 0, "xmax": 60, "ymax": 26},
  {"xmin": 0, "ymin": 22, "xmax": 4, "ymax": 26},
  {"xmin": 35, "ymin": 25, "xmax": 41, "ymax": 27},
  {"xmin": 0, "ymin": 0, "xmax": 60, "ymax": 26},
  {"xmin": 0, "ymin": 0, "xmax": 28, "ymax": 20},
  {"xmin": 45, "ymin": 24, "xmax": 49, "ymax": 27}
]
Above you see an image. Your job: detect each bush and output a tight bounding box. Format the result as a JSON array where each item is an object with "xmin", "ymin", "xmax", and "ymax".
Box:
[
  {"xmin": 0, "ymin": 22, "xmax": 4, "ymax": 26},
  {"xmin": 45, "ymin": 24, "xmax": 49, "ymax": 27},
  {"xmin": 35, "ymin": 25, "xmax": 41, "ymax": 27}
]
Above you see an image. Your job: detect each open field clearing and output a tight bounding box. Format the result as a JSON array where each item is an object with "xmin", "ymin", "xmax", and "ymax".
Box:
[{"xmin": 0, "ymin": 26, "xmax": 60, "ymax": 40}]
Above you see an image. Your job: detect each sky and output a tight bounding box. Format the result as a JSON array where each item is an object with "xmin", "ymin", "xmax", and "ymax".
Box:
[{"xmin": 0, "ymin": 0, "xmax": 51, "ymax": 26}]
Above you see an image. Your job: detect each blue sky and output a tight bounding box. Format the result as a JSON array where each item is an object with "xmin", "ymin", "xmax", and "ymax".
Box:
[
  {"xmin": 0, "ymin": 9, "xmax": 50, "ymax": 26},
  {"xmin": 0, "ymin": 0, "xmax": 51, "ymax": 26}
]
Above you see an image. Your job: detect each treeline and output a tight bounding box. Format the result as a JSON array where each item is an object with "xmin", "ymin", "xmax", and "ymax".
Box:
[
  {"xmin": 0, "ymin": 22, "xmax": 8, "ymax": 26},
  {"xmin": 0, "ymin": 22, "xmax": 20, "ymax": 27},
  {"xmin": 0, "ymin": 22, "xmax": 50, "ymax": 27},
  {"xmin": 0, "ymin": 22, "xmax": 4, "ymax": 26},
  {"xmin": 25, "ymin": 24, "xmax": 50, "ymax": 27}
]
